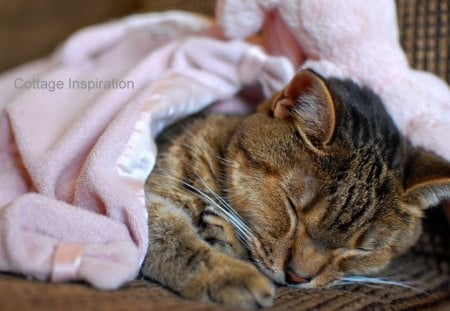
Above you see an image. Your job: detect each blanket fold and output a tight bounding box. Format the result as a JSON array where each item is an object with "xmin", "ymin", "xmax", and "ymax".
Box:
[{"xmin": 0, "ymin": 11, "xmax": 294, "ymax": 289}]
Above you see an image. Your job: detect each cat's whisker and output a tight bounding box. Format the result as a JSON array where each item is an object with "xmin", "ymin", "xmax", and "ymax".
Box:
[
  {"xmin": 187, "ymin": 174, "xmax": 256, "ymax": 250},
  {"xmin": 156, "ymin": 171, "xmax": 254, "ymax": 247},
  {"xmin": 337, "ymin": 276, "xmax": 426, "ymax": 293},
  {"xmin": 194, "ymin": 174, "xmax": 255, "ymax": 239},
  {"xmin": 215, "ymin": 154, "xmax": 233, "ymax": 166},
  {"xmin": 181, "ymin": 180, "xmax": 247, "ymax": 236},
  {"xmin": 195, "ymin": 174, "xmax": 250, "ymax": 228}
]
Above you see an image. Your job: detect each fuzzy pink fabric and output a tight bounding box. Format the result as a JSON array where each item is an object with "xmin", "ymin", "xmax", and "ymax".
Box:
[
  {"xmin": 0, "ymin": 12, "xmax": 293, "ymax": 289},
  {"xmin": 217, "ymin": 0, "xmax": 450, "ymax": 162}
]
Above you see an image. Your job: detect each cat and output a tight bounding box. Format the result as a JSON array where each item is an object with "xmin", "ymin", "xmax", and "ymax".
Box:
[{"xmin": 141, "ymin": 70, "xmax": 450, "ymax": 308}]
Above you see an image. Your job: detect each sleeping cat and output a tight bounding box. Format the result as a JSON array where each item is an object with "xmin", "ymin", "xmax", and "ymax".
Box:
[{"xmin": 141, "ymin": 70, "xmax": 450, "ymax": 308}]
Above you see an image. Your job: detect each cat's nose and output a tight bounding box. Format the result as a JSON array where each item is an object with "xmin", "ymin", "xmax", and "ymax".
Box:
[{"xmin": 285, "ymin": 267, "xmax": 311, "ymax": 284}]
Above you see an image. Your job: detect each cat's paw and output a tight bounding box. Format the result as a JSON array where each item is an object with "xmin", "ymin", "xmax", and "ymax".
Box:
[{"xmin": 183, "ymin": 252, "xmax": 275, "ymax": 308}]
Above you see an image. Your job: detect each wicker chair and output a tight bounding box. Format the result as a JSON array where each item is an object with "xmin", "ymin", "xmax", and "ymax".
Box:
[{"xmin": 0, "ymin": 1, "xmax": 449, "ymax": 310}]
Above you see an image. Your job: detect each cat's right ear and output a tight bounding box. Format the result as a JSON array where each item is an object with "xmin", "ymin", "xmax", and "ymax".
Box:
[
  {"xmin": 402, "ymin": 148, "xmax": 450, "ymax": 209},
  {"xmin": 272, "ymin": 70, "xmax": 337, "ymax": 149}
]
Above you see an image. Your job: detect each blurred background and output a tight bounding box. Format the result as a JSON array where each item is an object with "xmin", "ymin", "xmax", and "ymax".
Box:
[
  {"xmin": 0, "ymin": 0, "xmax": 448, "ymax": 83},
  {"xmin": 0, "ymin": 0, "xmax": 215, "ymax": 73}
]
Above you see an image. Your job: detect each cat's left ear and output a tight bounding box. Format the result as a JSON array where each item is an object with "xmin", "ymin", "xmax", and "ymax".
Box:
[
  {"xmin": 402, "ymin": 148, "xmax": 450, "ymax": 209},
  {"xmin": 272, "ymin": 70, "xmax": 336, "ymax": 148}
]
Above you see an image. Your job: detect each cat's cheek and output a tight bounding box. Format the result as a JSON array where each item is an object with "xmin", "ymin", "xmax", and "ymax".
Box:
[
  {"xmin": 296, "ymin": 249, "xmax": 390, "ymax": 289},
  {"xmin": 332, "ymin": 249, "xmax": 391, "ymax": 276}
]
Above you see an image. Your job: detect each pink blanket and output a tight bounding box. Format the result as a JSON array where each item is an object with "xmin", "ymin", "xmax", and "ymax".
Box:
[{"xmin": 0, "ymin": 12, "xmax": 293, "ymax": 289}]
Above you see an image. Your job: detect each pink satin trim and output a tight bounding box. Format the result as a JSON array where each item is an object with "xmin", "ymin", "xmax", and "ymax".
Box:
[{"xmin": 51, "ymin": 243, "xmax": 85, "ymax": 283}]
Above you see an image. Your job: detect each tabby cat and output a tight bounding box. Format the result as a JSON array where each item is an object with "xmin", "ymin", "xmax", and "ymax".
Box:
[{"xmin": 141, "ymin": 70, "xmax": 450, "ymax": 308}]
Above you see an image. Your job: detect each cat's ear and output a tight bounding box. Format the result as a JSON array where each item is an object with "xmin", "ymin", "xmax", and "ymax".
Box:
[
  {"xmin": 272, "ymin": 70, "xmax": 336, "ymax": 148},
  {"xmin": 402, "ymin": 148, "xmax": 450, "ymax": 209}
]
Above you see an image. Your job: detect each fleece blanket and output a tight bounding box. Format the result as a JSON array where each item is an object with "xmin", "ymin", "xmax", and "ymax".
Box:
[{"xmin": 0, "ymin": 11, "xmax": 294, "ymax": 289}]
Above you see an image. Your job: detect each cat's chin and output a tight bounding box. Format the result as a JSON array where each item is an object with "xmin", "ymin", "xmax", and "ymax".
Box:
[
  {"xmin": 287, "ymin": 278, "xmax": 337, "ymax": 289},
  {"xmin": 257, "ymin": 265, "xmax": 341, "ymax": 289}
]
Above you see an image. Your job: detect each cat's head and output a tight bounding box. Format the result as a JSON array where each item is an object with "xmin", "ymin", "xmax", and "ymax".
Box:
[{"xmin": 224, "ymin": 70, "xmax": 450, "ymax": 288}]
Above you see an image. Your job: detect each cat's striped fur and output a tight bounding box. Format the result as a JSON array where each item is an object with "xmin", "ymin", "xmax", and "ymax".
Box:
[{"xmin": 141, "ymin": 70, "xmax": 450, "ymax": 307}]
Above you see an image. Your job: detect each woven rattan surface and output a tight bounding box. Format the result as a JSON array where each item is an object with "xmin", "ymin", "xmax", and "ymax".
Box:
[
  {"xmin": 397, "ymin": 0, "xmax": 449, "ymax": 82},
  {"xmin": 0, "ymin": 1, "xmax": 449, "ymax": 310}
]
